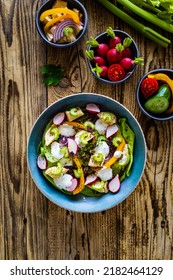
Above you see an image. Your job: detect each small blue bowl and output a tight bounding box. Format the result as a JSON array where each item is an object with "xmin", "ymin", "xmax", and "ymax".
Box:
[
  {"xmin": 136, "ymin": 68, "xmax": 173, "ymax": 121},
  {"xmin": 87, "ymin": 30, "xmax": 139, "ymax": 84},
  {"xmin": 36, "ymin": 0, "xmax": 88, "ymax": 48},
  {"xmin": 27, "ymin": 93, "xmax": 146, "ymax": 213}
]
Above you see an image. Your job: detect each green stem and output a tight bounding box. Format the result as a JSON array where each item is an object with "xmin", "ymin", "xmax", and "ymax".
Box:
[
  {"xmin": 130, "ymin": 0, "xmax": 161, "ymax": 14},
  {"xmin": 117, "ymin": 0, "xmax": 173, "ymax": 33},
  {"xmin": 95, "ymin": 0, "xmax": 170, "ymax": 47}
]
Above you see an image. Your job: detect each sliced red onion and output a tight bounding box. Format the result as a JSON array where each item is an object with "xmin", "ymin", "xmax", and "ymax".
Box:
[
  {"xmin": 59, "ymin": 136, "xmax": 68, "ymax": 146},
  {"xmin": 53, "ymin": 19, "xmax": 83, "ymax": 43}
]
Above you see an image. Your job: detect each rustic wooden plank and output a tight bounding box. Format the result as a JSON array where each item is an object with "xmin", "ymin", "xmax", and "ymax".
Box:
[
  {"xmin": 1, "ymin": 0, "xmax": 173, "ymax": 261},
  {"xmin": 0, "ymin": 0, "xmax": 48, "ymax": 259}
]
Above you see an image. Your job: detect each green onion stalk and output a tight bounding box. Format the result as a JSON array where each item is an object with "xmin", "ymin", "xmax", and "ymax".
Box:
[{"xmin": 95, "ymin": 0, "xmax": 171, "ymax": 47}]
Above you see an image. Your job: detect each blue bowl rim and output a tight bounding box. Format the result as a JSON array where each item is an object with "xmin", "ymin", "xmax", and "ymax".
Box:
[
  {"xmin": 136, "ymin": 68, "xmax": 173, "ymax": 121},
  {"xmin": 87, "ymin": 30, "xmax": 140, "ymax": 84},
  {"xmin": 35, "ymin": 0, "xmax": 88, "ymax": 48},
  {"xmin": 27, "ymin": 93, "xmax": 147, "ymax": 213}
]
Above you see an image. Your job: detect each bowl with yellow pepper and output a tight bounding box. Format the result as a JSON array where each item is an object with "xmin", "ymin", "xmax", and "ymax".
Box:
[
  {"xmin": 36, "ymin": 0, "xmax": 88, "ymax": 47},
  {"xmin": 27, "ymin": 93, "xmax": 146, "ymax": 213},
  {"xmin": 136, "ymin": 69, "xmax": 173, "ymax": 121}
]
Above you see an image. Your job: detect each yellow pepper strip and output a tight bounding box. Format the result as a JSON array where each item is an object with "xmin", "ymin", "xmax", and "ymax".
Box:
[
  {"xmin": 63, "ymin": 121, "xmax": 84, "ymax": 130},
  {"xmin": 104, "ymin": 138, "xmax": 126, "ymax": 168},
  {"xmin": 148, "ymin": 73, "xmax": 173, "ymax": 96},
  {"xmin": 40, "ymin": 8, "xmax": 80, "ymax": 24},
  {"xmin": 72, "ymin": 156, "xmax": 85, "ymax": 195},
  {"xmin": 148, "ymin": 73, "xmax": 173, "ymax": 113},
  {"xmin": 44, "ymin": 14, "xmax": 73, "ymax": 33}
]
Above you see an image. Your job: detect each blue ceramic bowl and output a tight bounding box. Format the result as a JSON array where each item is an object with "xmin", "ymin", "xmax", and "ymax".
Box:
[
  {"xmin": 136, "ymin": 68, "xmax": 173, "ymax": 121},
  {"xmin": 27, "ymin": 93, "xmax": 146, "ymax": 213},
  {"xmin": 87, "ymin": 30, "xmax": 139, "ymax": 84},
  {"xmin": 36, "ymin": 0, "xmax": 88, "ymax": 48}
]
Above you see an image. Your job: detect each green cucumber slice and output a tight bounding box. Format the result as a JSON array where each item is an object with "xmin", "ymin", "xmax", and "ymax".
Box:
[{"xmin": 144, "ymin": 96, "xmax": 169, "ymax": 114}]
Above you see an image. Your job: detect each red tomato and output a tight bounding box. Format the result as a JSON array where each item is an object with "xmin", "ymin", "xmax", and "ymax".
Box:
[
  {"xmin": 108, "ymin": 64, "xmax": 125, "ymax": 82},
  {"xmin": 141, "ymin": 77, "xmax": 159, "ymax": 98}
]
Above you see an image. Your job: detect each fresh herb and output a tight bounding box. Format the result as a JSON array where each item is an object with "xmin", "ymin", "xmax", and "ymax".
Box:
[
  {"xmin": 96, "ymin": 0, "xmax": 173, "ymax": 47},
  {"xmin": 41, "ymin": 64, "xmax": 64, "ymax": 86},
  {"xmin": 79, "ymin": 143, "xmax": 95, "ymax": 166}
]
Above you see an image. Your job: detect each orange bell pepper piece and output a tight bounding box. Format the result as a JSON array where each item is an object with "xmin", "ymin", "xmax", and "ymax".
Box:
[
  {"xmin": 104, "ymin": 138, "xmax": 126, "ymax": 168},
  {"xmin": 63, "ymin": 121, "xmax": 84, "ymax": 130},
  {"xmin": 40, "ymin": 8, "xmax": 80, "ymax": 24},
  {"xmin": 72, "ymin": 156, "xmax": 85, "ymax": 195}
]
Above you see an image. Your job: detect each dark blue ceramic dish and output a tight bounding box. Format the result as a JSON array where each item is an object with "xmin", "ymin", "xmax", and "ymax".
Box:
[
  {"xmin": 36, "ymin": 0, "xmax": 88, "ymax": 48},
  {"xmin": 136, "ymin": 68, "xmax": 173, "ymax": 121},
  {"xmin": 27, "ymin": 93, "xmax": 146, "ymax": 213},
  {"xmin": 86, "ymin": 30, "xmax": 139, "ymax": 84}
]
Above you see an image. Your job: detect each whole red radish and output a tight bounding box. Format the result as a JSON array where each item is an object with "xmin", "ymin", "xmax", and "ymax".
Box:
[
  {"xmin": 120, "ymin": 57, "xmax": 144, "ymax": 71},
  {"xmin": 92, "ymin": 64, "xmax": 108, "ymax": 78},
  {"xmin": 86, "ymin": 50, "xmax": 106, "ymax": 66},
  {"xmin": 122, "ymin": 37, "xmax": 133, "ymax": 58},
  {"xmin": 106, "ymin": 27, "xmax": 122, "ymax": 48},
  {"xmin": 106, "ymin": 43, "xmax": 124, "ymax": 65},
  {"xmin": 86, "ymin": 36, "xmax": 109, "ymax": 58}
]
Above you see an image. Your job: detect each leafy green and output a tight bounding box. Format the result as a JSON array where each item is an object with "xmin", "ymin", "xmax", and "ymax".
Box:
[
  {"xmin": 119, "ymin": 118, "xmax": 135, "ymax": 177},
  {"xmin": 41, "ymin": 64, "xmax": 64, "ymax": 86},
  {"xmin": 81, "ymin": 186, "xmax": 103, "ymax": 197}
]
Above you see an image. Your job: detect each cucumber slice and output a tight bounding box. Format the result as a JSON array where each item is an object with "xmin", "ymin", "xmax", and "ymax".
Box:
[
  {"xmin": 144, "ymin": 96, "xmax": 169, "ymax": 114},
  {"xmin": 154, "ymin": 84, "xmax": 171, "ymax": 100}
]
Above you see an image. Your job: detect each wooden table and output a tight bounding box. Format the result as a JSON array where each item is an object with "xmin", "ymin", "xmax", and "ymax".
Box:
[{"xmin": 1, "ymin": 0, "xmax": 173, "ymax": 260}]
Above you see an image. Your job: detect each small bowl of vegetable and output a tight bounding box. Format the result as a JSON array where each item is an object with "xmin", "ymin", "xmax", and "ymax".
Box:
[
  {"xmin": 86, "ymin": 27, "xmax": 143, "ymax": 84},
  {"xmin": 136, "ymin": 69, "xmax": 173, "ymax": 121},
  {"xmin": 36, "ymin": 0, "xmax": 88, "ymax": 48},
  {"xmin": 27, "ymin": 93, "xmax": 146, "ymax": 213}
]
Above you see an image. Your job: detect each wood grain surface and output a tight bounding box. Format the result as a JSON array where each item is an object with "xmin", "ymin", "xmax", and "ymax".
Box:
[{"xmin": 0, "ymin": 0, "xmax": 173, "ymax": 260}]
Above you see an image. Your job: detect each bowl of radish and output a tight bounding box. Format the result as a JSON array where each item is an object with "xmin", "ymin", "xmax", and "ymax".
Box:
[
  {"xmin": 86, "ymin": 28, "xmax": 143, "ymax": 84},
  {"xmin": 136, "ymin": 68, "xmax": 173, "ymax": 121},
  {"xmin": 36, "ymin": 0, "xmax": 88, "ymax": 48},
  {"xmin": 27, "ymin": 93, "xmax": 146, "ymax": 213}
]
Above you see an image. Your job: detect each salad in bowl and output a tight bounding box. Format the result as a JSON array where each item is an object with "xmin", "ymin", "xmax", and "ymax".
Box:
[
  {"xmin": 27, "ymin": 93, "xmax": 146, "ymax": 212},
  {"xmin": 37, "ymin": 103, "xmax": 135, "ymax": 196}
]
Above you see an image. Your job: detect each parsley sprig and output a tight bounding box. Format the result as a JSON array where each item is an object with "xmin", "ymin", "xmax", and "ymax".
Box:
[{"xmin": 41, "ymin": 64, "xmax": 64, "ymax": 86}]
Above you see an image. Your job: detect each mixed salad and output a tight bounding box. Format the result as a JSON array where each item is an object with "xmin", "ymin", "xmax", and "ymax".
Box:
[
  {"xmin": 40, "ymin": 0, "xmax": 83, "ymax": 44},
  {"xmin": 37, "ymin": 103, "xmax": 135, "ymax": 196}
]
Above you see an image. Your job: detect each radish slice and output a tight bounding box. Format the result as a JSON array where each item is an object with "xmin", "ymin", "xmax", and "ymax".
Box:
[
  {"xmin": 85, "ymin": 174, "xmax": 98, "ymax": 185},
  {"xmin": 37, "ymin": 155, "xmax": 47, "ymax": 170},
  {"xmin": 108, "ymin": 174, "xmax": 120, "ymax": 193},
  {"xmin": 53, "ymin": 112, "xmax": 65, "ymax": 125},
  {"xmin": 106, "ymin": 124, "xmax": 118, "ymax": 138},
  {"xmin": 95, "ymin": 119, "xmax": 108, "ymax": 135},
  {"xmin": 66, "ymin": 178, "xmax": 78, "ymax": 192},
  {"xmin": 86, "ymin": 103, "xmax": 100, "ymax": 113},
  {"xmin": 96, "ymin": 167, "xmax": 113, "ymax": 181},
  {"xmin": 68, "ymin": 138, "xmax": 78, "ymax": 155}
]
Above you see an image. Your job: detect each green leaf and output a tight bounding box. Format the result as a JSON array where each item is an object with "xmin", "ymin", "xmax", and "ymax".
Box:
[{"xmin": 40, "ymin": 64, "xmax": 64, "ymax": 86}]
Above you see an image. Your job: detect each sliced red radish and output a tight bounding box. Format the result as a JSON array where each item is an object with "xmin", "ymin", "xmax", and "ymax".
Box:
[
  {"xmin": 85, "ymin": 174, "xmax": 98, "ymax": 185},
  {"xmin": 68, "ymin": 138, "xmax": 78, "ymax": 155},
  {"xmin": 106, "ymin": 124, "xmax": 118, "ymax": 138},
  {"xmin": 108, "ymin": 174, "xmax": 120, "ymax": 193},
  {"xmin": 53, "ymin": 112, "xmax": 65, "ymax": 125},
  {"xmin": 86, "ymin": 103, "xmax": 100, "ymax": 114},
  {"xmin": 66, "ymin": 178, "xmax": 78, "ymax": 192},
  {"xmin": 37, "ymin": 155, "xmax": 47, "ymax": 170}
]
